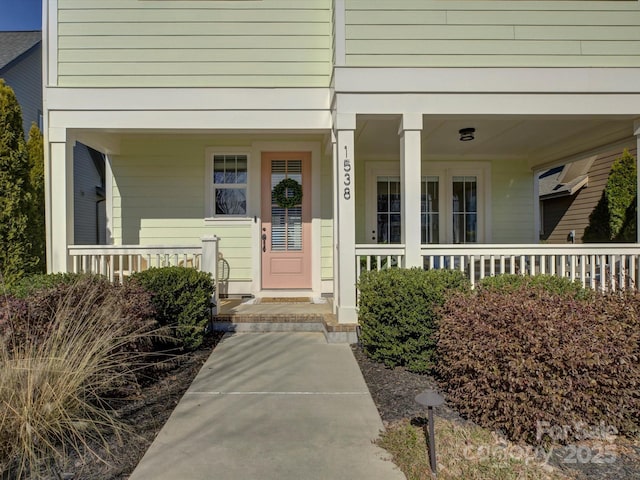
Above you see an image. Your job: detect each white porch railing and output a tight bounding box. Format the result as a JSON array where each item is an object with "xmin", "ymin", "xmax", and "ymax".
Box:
[
  {"xmin": 68, "ymin": 245, "xmax": 202, "ymax": 282},
  {"xmin": 68, "ymin": 237, "xmax": 220, "ymax": 303},
  {"xmin": 356, "ymin": 244, "xmax": 406, "ymax": 274},
  {"xmin": 356, "ymin": 244, "xmax": 640, "ymax": 292}
]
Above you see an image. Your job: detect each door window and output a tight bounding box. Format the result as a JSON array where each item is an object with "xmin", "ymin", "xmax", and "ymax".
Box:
[
  {"xmin": 271, "ymin": 159, "xmax": 302, "ymax": 251},
  {"xmin": 421, "ymin": 176, "xmax": 440, "ymax": 244},
  {"xmin": 452, "ymin": 176, "xmax": 478, "ymax": 244},
  {"xmin": 376, "ymin": 176, "xmax": 401, "ymax": 244}
]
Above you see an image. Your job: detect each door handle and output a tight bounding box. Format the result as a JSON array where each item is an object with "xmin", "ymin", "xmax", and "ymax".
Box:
[{"xmin": 262, "ymin": 233, "xmax": 267, "ymax": 253}]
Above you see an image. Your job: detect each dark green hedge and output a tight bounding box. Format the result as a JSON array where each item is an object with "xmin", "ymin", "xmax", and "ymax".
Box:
[
  {"xmin": 478, "ymin": 273, "xmax": 592, "ymax": 299},
  {"xmin": 357, "ymin": 268, "xmax": 470, "ymax": 373},
  {"xmin": 131, "ymin": 267, "xmax": 215, "ymax": 350}
]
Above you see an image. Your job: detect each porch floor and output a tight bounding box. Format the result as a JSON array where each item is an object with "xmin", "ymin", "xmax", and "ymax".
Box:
[{"xmin": 212, "ymin": 297, "xmax": 358, "ymax": 343}]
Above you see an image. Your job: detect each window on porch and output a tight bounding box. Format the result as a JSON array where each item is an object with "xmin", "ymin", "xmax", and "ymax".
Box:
[
  {"xmin": 212, "ymin": 154, "xmax": 248, "ymax": 216},
  {"xmin": 369, "ymin": 167, "xmax": 483, "ymax": 245}
]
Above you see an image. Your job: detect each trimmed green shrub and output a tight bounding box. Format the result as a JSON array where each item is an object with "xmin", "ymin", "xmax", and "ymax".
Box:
[
  {"xmin": 584, "ymin": 149, "xmax": 637, "ymax": 242},
  {"xmin": 358, "ymin": 268, "xmax": 470, "ymax": 373},
  {"xmin": 437, "ymin": 287, "xmax": 640, "ymax": 444},
  {"xmin": 478, "ymin": 274, "xmax": 592, "ymax": 299},
  {"xmin": 131, "ymin": 267, "xmax": 215, "ymax": 350}
]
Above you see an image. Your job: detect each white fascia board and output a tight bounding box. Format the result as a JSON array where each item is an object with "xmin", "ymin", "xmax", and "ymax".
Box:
[
  {"xmin": 334, "ymin": 68, "xmax": 640, "ymax": 94},
  {"xmin": 49, "ymin": 110, "xmax": 332, "ymax": 131},
  {"xmin": 45, "ymin": 87, "xmax": 331, "ymax": 112},
  {"xmin": 337, "ymin": 93, "xmax": 640, "ymax": 116}
]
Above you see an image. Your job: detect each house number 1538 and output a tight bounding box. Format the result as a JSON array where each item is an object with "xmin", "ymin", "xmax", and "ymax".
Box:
[{"xmin": 343, "ymin": 146, "xmax": 352, "ymax": 200}]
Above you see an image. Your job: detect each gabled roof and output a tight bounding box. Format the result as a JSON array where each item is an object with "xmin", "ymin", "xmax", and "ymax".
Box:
[{"xmin": 0, "ymin": 31, "xmax": 41, "ymax": 71}]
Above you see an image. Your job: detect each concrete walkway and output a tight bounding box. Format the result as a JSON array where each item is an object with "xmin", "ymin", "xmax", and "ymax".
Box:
[{"xmin": 129, "ymin": 332, "xmax": 405, "ymax": 480}]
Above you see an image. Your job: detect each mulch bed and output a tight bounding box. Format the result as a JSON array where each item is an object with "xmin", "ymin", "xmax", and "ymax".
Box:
[{"xmin": 351, "ymin": 344, "xmax": 640, "ymax": 480}]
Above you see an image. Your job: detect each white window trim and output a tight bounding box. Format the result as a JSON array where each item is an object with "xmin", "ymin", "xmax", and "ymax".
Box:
[
  {"xmin": 365, "ymin": 161, "xmax": 492, "ymax": 244},
  {"xmin": 204, "ymin": 147, "xmax": 252, "ymax": 223}
]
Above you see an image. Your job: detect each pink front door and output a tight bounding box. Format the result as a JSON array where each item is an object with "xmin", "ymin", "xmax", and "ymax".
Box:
[{"xmin": 261, "ymin": 152, "xmax": 312, "ymax": 289}]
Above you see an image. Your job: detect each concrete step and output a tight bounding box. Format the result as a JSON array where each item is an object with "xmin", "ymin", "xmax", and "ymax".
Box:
[{"xmin": 211, "ymin": 311, "xmax": 358, "ymax": 344}]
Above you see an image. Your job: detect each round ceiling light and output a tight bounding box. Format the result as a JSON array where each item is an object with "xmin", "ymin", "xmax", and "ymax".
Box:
[{"xmin": 459, "ymin": 127, "xmax": 476, "ymax": 142}]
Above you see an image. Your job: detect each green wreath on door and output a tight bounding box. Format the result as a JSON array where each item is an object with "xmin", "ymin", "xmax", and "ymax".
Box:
[{"xmin": 273, "ymin": 178, "xmax": 303, "ymax": 208}]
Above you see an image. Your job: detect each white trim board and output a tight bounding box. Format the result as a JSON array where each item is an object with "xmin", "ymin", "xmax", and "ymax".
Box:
[
  {"xmin": 334, "ymin": 68, "xmax": 640, "ymax": 94},
  {"xmin": 336, "ymin": 92, "xmax": 640, "ymax": 116},
  {"xmin": 45, "ymin": 87, "xmax": 330, "ymax": 111},
  {"xmin": 48, "ymin": 110, "xmax": 332, "ymax": 131}
]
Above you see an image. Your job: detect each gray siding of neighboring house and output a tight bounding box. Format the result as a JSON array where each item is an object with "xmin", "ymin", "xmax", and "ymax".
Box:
[
  {"xmin": 542, "ymin": 147, "xmax": 638, "ymax": 244},
  {"xmin": 74, "ymin": 143, "xmax": 106, "ymax": 245},
  {"xmin": 1, "ymin": 44, "xmax": 42, "ymax": 137}
]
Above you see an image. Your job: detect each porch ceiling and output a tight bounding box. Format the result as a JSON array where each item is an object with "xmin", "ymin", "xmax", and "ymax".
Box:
[
  {"xmin": 355, "ymin": 115, "xmax": 637, "ymax": 168},
  {"xmin": 71, "ymin": 130, "xmax": 329, "ymax": 155}
]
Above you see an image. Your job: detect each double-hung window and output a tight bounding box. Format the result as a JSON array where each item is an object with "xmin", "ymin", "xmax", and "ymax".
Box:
[{"xmin": 211, "ymin": 154, "xmax": 248, "ymax": 216}]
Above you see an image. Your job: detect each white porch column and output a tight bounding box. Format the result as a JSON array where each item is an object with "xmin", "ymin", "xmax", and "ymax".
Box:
[
  {"xmin": 334, "ymin": 114, "xmax": 357, "ymax": 323},
  {"xmin": 635, "ymin": 120, "xmax": 640, "ymax": 243},
  {"xmin": 47, "ymin": 133, "xmax": 74, "ymax": 272},
  {"xmin": 399, "ymin": 114, "xmax": 423, "ymax": 268}
]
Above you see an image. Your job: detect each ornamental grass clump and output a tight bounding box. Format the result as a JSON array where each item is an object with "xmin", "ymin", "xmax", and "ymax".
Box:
[{"xmin": 0, "ymin": 277, "xmax": 157, "ymax": 479}]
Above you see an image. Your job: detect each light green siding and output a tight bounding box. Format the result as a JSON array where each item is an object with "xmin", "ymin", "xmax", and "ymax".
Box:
[
  {"xmin": 346, "ymin": 0, "xmax": 640, "ymax": 67},
  {"xmin": 109, "ymin": 134, "xmax": 331, "ymax": 284},
  {"xmin": 491, "ymin": 159, "xmax": 534, "ymax": 244},
  {"xmin": 58, "ymin": 0, "xmax": 332, "ymax": 87},
  {"xmin": 114, "ymin": 136, "xmax": 259, "ymax": 283}
]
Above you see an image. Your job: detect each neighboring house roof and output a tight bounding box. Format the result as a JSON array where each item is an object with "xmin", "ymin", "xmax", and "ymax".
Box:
[
  {"xmin": 0, "ymin": 31, "xmax": 41, "ymax": 71},
  {"xmin": 539, "ymin": 156, "xmax": 595, "ymax": 200}
]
